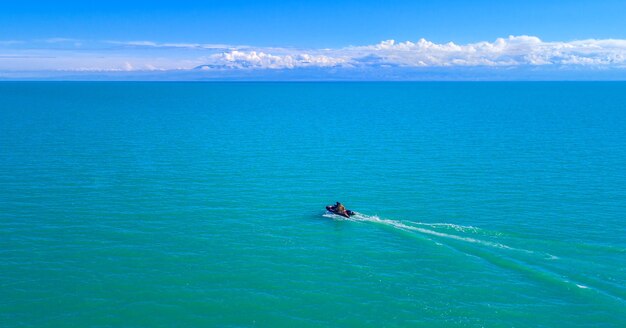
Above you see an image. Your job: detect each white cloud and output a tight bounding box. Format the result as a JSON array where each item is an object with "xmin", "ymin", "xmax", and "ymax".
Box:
[
  {"xmin": 197, "ymin": 35, "xmax": 626, "ymax": 70},
  {"xmin": 0, "ymin": 40, "xmax": 25, "ymax": 46},
  {"xmin": 2, "ymin": 36, "xmax": 626, "ymax": 73},
  {"xmin": 207, "ymin": 50, "xmax": 347, "ymax": 69},
  {"xmin": 106, "ymin": 40, "xmax": 235, "ymax": 50},
  {"xmin": 43, "ymin": 37, "xmax": 81, "ymax": 43}
]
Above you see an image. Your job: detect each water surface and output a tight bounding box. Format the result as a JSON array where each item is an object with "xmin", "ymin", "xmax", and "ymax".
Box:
[{"xmin": 1, "ymin": 82, "xmax": 625, "ymax": 327}]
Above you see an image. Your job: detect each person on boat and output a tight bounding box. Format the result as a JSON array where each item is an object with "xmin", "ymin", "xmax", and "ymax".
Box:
[{"xmin": 334, "ymin": 202, "xmax": 346, "ymax": 214}]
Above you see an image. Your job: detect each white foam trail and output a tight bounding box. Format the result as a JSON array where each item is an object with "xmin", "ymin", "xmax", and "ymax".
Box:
[
  {"xmin": 411, "ymin": 222, "xmax": 481, "ymax": 233},
  {"xmin": 328, "ymin": 211, "xmax": 530, "ymax": 253},
  {"xmin": 359, "ymin": 213, "xmax": 519, "ymax": 251},
  {"xmin": 324, "ymin": 212, "xmax": 626, "ymax": 302},
  {"xmin": 322, "ymin": 212, "xmax": 343, "ymax": 219}
]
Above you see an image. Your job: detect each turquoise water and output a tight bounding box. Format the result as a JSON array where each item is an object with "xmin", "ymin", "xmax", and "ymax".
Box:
[{"xmin": 1, "ymin": 82, "xmax": 625, "ymax": 327}]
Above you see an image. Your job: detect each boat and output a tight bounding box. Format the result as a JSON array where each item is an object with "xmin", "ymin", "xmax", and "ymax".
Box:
[{"xmin": 326, "ymin": 205, "xmax": 355, "ymax": 218}]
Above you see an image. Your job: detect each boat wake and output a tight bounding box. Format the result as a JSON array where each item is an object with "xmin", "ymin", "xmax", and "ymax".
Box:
[
  {"xmin": 325, "ymin": 211, "xmax": 519, "ymax": 251},
  {"xmin": 324, "ymin": 212, "xmax": 520, "ymax": 253},
  {"xmin": 323, "ymin": 211, "xmax": 626, "ymax": 305}
]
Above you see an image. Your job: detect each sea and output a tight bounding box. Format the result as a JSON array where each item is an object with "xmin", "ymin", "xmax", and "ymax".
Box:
[{"xmin": 1, "ymin": 82, "xmax": 625, "ymax": 327}]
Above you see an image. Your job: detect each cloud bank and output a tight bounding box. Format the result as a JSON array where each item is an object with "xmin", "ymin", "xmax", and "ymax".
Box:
[
  {"xmin": 1, "ymin": 36, "xmax": 626, "ymax": 79},
  {"xmin": 203, "ymin": 36, "xmax": 626, "ymax": 69}
]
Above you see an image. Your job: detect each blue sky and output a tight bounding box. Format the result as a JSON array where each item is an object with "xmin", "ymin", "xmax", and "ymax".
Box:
[{"xmin": 2, "ymin": 1, "xmax": 626, "ymax": 80}]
